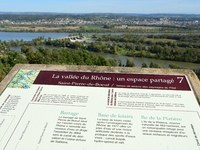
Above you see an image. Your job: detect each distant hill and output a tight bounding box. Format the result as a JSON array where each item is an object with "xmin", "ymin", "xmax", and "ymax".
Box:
[
  {"xmin": 0, "ymin": 12, "xmax": 85, "ymax": 15},
  {"xmin": 0, "ymin": 12, "xmax": 200, "ymax": 23},
  {"xmin": 0, "ymin": 12, "xmax": 200, "ymax": 17}
]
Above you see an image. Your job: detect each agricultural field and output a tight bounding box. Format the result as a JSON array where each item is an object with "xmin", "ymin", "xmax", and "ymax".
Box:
[
  {"xmin": 146, "ymin": 38, "xmax": 177, "ymax": 42},
  {"xmin": 115, "ymin": 26, "xmax": 161, "ymax": 30},
  {"xmin": 82, "ymin": 25, "xmax": 104, "ymax": 30},
  {"xmin": 0, "ymin": 25, "xmax": 105, "ymax": 32},
  {"xmin": 1, "ymin": 26, "xmax": 80, "ymax": 31}
]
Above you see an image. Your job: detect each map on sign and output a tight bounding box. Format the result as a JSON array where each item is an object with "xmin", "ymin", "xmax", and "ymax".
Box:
[{"xmin": 8, "ymin": 70, "xmax": 40, "ymax": 89}]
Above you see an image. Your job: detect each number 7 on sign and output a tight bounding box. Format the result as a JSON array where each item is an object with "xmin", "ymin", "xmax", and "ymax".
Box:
[{"xmin": 177, "ymin": 77, "xmax": 184, "ymax": 83}]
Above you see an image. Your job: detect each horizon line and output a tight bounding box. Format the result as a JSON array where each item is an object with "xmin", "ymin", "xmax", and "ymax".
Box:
[{"xmin": 0, "ymin": 12, "xmax": 200, "ymax": 15}]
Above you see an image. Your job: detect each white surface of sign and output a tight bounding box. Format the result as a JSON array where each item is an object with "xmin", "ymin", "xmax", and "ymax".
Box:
[{"xmin": 0, "ymin": 69, "xmax": 200, "ymax": 150}]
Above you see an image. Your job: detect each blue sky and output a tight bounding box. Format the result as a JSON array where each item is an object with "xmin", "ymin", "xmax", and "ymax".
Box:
[{"xmin": 1, "ymin": 0, "xmax": 200, "ymax": 14}]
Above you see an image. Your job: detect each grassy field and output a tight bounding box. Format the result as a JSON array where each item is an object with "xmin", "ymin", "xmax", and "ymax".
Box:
[
  {"xmin": 1, "ymin": 25, "xmax": 104, "ymax": 31},
  {"xmin": 3, "ymin": 26, "xmax": 80, "ymax": 31},
  {"xmin": 84, "ymin": 35, "xmax": 93, "ymax": 38},
  {"xmin": 115, "ymin": 26, "xmax": 161, "ymax": 30},
  {"xmin": 117, "ymin": 49, "xmax": 127, "ymax": 55},
  {"xmin": 1, "ymin": 27, "xmax": 20, "ymax": 31},
  {"xmin": 146, "ymin": 38, "xmax": 177, "ymax": 42},
  {"xmin": 82, "ymin": 25, "xmax": 104, "ymax": 30},
  {"xmin": 129, "ymin": 26, "xmax": 161, "ymax": 29}
]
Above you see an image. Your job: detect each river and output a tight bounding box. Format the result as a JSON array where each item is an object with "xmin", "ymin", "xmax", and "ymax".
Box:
[
  {"xmin": 0, "ymin": 32, "xmax": 122, "ymax": 41},
  {"xmin": 9, "ymin": 45, "xmax": 200, "ymax": 69},
  {"xmin": 1, "ymin": 32, "xmax": 198, "ymax": 41},
  {"xmin": 1, "ymin": 32, "xmax": 200, "ymax": 69},
  {"xmin": 100, "ymin": 53, "xmax": 200, "ymax": 69}
]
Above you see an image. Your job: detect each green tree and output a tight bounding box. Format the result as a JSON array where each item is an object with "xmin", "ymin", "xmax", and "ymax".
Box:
[
  {"xmin": 7, "ymin": 51, "xmax": 28, "ymax": 66},
  {"xmin": 126, "ymin": 58, "xmax": 135, "ymax": 67},
  {"xmin": 108, "ymin": 58, "xmax": 118, "ymax": 66},
  {"xmin": 149, "ymin": 62, "xmax": 162, "ymax": 68},
  {"xmin": 21, "ymin": 45, "xmax": 34, "ymax": 54},
  {"xmin": 26, "ymin": 51, "xmax": 44, "ymax": 64},
  {"xmin": 141, "ymin": 62, "xmax": 148, "ymax": 68},
  {"xmin": 21, "ymin": 45, "xmax": 29, "ymax": 54},
  {"xmin": 0, "ymin": 61, "xmax": 7, "ymax": 81},
  {"xmin": 169, "ymin": 63, "xmax": 180, "ymax": 69},
  {"xmin": 112, "ymin": 44, "xmax": 118, "ymax": 54}
]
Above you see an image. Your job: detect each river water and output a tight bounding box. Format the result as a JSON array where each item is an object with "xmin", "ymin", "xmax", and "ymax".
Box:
[
  {"xmin": 1, "ymin": 32, "xmax": 198, "ymax": 41},
  {"xmin": 10, "ymin": 45, "xmax": 200, "ymax": 69},
  {"xmin": 100, "ymin": 53, "xmax": 200, "ymax": 69},
  {"xmin": 1, "ymin": 32, "xmax": 200, "ymax": 69},
  {"xmin": 0, "ymin": 32, "xmax": 122, "ymax": 41}
]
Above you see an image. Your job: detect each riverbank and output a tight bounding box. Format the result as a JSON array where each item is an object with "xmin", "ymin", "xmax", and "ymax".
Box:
[
  {"xmin": 8, "ymin": 45, "xmax": 200, "ymax": 69},
  {"xmin": 0, "ymin": 32, "xmax": 122, "ymax": 41},
  {"xmin": 57, "ymin": 36, "xmax": 94, "ymax": 42},
  {"xmin": 2, "ymin": 31, "xmax": 200, "ymax": 69}
]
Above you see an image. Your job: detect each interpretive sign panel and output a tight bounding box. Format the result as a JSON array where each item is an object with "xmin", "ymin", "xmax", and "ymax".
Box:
[{"xmin": 0, "ymin": 68, "xmax": 200, "ymax": 150}]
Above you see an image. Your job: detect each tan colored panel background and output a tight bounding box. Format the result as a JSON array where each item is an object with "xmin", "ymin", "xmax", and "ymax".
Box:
[{"xmin": 0, "ymin": 64, "xmax": 199, "ymax": 104}]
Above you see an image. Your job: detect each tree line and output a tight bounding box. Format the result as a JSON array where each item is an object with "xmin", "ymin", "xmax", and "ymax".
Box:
[
  {"xmin": 0, "ymin": 47, "xmax": 119, "ymax": 81},
  {"xmin": 2, "ymin": 34, "xmax": 200, "ymax": 64},
  {"xmin": 0, "ymin": 47, "xmax": 199, "ymax": 82},
  {"xmin": 0, "ymin": 34, "xmax": 200, "ymax": 81},
  {"xmin": 1, "ymin": 26, "xmax": 200, "ymax": 34},
  {"xmin": 1, "ymin": 13, "xmax": 200, "ymax": 22}
]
